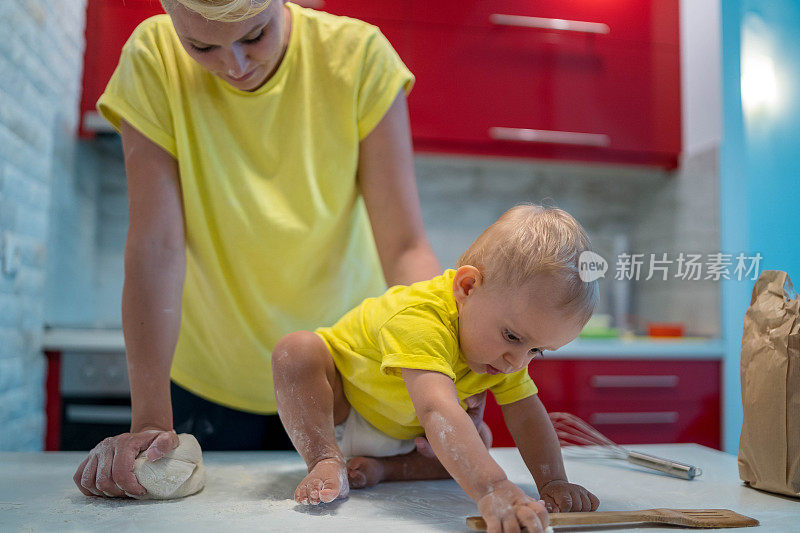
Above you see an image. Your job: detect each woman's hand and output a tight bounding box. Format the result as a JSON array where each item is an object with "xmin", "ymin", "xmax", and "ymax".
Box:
[
  {"xmin": 73, "ymin": 429, "xmax": 179, "ymax": 498},
  {"xmin": 478, "ymin": 479, "xmax": 549, "ymax": 533},
  {"xmin": 539, "ymin": 479, "xmax": 600, "ymax": 513}
]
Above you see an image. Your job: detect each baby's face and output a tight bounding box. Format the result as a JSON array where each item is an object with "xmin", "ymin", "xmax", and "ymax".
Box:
[{"xmin": 452, "ymin": 267, "xmax": 583, "ymax": 375}]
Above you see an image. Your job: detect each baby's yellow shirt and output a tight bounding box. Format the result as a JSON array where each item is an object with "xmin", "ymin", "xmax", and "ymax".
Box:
[{"xmin": 316, "ymin": 270, "xmax": 538, "ymax": 440}]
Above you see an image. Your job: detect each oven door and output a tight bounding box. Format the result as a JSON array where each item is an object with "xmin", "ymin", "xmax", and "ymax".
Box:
[{"xmin": 60, "ymin": 351, "xmax": 132, "ymax": 451}]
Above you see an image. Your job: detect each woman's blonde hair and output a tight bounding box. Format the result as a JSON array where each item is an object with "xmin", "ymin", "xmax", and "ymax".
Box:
[
  {"xmin": 456, "ymin": 204, "xmax": 598, "ymax": 325},
  {"xmin": 160, "ymin": 0, "xmax": 271, "ymax": 22}
]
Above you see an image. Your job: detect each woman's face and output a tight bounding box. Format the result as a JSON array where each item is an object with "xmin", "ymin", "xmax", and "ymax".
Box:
[{"xmin": 168, "ymin": 0, "xmax": 290, "ymax": 91}]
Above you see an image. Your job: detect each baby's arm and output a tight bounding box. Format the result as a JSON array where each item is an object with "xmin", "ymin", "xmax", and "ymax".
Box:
[
  {"xmin": 402, "ymin": 368, "xmax": 548, "ymax": 533},
  {"xmin": 502, "ymin": 395, "xmax": 599, "ymax": 512}
]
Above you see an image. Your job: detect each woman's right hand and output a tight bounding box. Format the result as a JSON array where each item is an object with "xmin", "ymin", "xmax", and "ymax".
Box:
[
  {"xmin": 477, "ymin": 479, "xmax": 549, "ymax": 533},
  {"xmin": 73, "ymin": 429, "xmax": 179, "ymax": 498}
]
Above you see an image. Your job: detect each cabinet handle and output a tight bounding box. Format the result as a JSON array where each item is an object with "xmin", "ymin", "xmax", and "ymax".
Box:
[
  {"xmin": 590, "ymin": 375, "xmax": 680, "ymax": 388},
  {"xmin": 490, "ymin": 14, "xmax": 610, "ymax": 35},
  {"xmin": 66, "ymin": 405, "xmax": 132, "ymax": 425},
  {"xmin": 590, "ymin": 411, "xmax": 679, "ymax": 425},
  {"xmin": 489, "ymin": 127, "xmax": 610, "ymax": 147}
]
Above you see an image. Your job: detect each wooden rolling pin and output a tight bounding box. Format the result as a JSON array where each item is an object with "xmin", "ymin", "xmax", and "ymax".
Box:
[{"xmin": 466, "ymin": 508, "xmax": 759, "ymax": 530}]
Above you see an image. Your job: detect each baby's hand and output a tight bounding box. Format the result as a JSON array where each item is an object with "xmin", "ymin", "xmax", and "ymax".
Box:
[
  {"xmin": 539, "ymin": 480, "xmax": 599, "ymax": 513},
  {"xmin": 477, "ymin": 480, "xmax": 548, "ymax": 533}
]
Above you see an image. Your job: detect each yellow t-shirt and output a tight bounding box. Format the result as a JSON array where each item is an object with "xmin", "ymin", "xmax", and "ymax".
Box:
[
  {"xmin": 97, "ymin": 3, "xmax": 414, "ymax": 413},
  {"xmin": 316, "ymin": 270, "xmax": 538, "ymax": 440}
]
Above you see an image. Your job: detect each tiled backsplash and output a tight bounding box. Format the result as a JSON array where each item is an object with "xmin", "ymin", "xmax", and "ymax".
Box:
[
  {"xmin": 47, "ymin": 140, "xmax": 721, "ymax": 337},
  {"xmin": 415, "ymin": 149, "xmax": 720, "ymax": 337}
]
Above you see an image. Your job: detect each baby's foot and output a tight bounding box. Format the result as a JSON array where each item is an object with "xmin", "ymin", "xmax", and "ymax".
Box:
[
  {"xmin": 347, "ymin": 456, "xmax": 385, "ymax": 488},
  {"xmin": 295, "ymin": 457, "xmax": 349, "ymax": 505}
]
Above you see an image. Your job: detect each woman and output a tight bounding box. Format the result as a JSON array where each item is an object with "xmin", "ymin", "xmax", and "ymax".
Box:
[{"xmin": 73, "ymin": 0, "xmax": 489, "ymax": 499}]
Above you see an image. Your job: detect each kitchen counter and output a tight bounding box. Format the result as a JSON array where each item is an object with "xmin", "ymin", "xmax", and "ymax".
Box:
[
  {"xmin": 42, "ymin": 328, "xmax": 725, "ymax": 359},
  {"xmin": 42, "ymin": 328, "xmax": 125, "ymax": 352},
  {"xmin": 1, "ymin": 445, "xmax": 796, "ymax": 532},
  {"xmin": 552, "ymin": 337, "xmax": 724, "ymax": 359}
]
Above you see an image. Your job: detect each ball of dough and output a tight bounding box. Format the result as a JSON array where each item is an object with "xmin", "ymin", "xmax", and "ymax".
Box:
[{"xmin": 132, "ymin": 433, "xmax": 206, "ymax": 499}]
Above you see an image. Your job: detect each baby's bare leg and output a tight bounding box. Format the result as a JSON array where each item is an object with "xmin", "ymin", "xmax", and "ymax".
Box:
[
  {"xmin": 347, "ymin": 397, "xmax": 493, "ymax": 488},
  {"xmin": 347, "ymin": 451, "xmax": 450, "ymax": 488},
  {"xmin": 272, "ymin": 331, "xmax": 350, "ymax": 505}
]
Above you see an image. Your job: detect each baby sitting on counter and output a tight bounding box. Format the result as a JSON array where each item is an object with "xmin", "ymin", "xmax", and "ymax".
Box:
[{"xmin": 272, "ymin": 204, "xmax": 599, "ymax": 532}]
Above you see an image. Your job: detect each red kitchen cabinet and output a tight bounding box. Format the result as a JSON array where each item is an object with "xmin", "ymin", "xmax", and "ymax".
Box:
[
  {"xmin": 80, "ymin": 1, "xmax": 680, "ymax": 167},
  {"xmin": 315, "ymin": 0, "xmax": 409, "ymax": 24},
  {"xmin": 409, "ymin": 0, "xmax": 679, "ymax": 46},
  {"xmin": 328, "ymin": 0, "xmax": 681, "ymax": 167},
  {"xmin": 405, "ymin": 25, "xmax": 679, "ymax": 166},
  {"xmin": 484, "ymin": 359, "xmax": 721, "ymax": 450},
  {"xmin": 80, "ymin": 0, "xmax": 165, "ymax": 136}
]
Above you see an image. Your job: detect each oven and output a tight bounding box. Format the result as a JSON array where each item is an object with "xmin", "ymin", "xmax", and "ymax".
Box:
[{"xmin": 43, "ymin": 329, "xmax": 132, "ymax": 451}]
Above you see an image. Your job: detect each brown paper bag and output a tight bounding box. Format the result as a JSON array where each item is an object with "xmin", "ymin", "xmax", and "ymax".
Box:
[{"xmin": 738, "ymin": 270, "xmax": 800, "ymax": 497}]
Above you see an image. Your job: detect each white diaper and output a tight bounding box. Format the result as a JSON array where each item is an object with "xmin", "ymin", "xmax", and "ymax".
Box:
[{"xmin": 334, "ymin": 408, "xmax": 416, "ymax": 459}]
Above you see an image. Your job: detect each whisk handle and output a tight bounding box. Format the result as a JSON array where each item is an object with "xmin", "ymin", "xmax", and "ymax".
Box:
[{"xmin": 626, "ymin": 451, "xmax": 701, "ymax": 480}]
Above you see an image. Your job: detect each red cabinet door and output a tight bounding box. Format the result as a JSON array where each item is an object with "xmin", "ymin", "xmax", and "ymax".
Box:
[
  {"xmin": 80, "ymin": 0, "xmax": 166, "ymax": 135},
  {"xmin": 408, "ymin": 23, "xmax": 680, "ymax": 164},
  {"xmin": 571, "ymin": 360, "xmax": 720, "ymax": 404},
  {"xmin": 572, "ymin": 400, "xmax": 721, "ymax": 449},
  {"xmin": 483, "ymin": 360, "xmax": 721, "ymax": 449},
  {"xmin": 570, "ymin": 360, "xmax": 721, "ymax": 448},
  {"xmin": 81, "ymin": 0, "xmax": 680, "ymax": 167},
  {"xmin": 314, "ymin": 0, "xmax": 409, "ymax": 23},
  {"xmin": 410, "ymin": 0, "xmax": 678, "ymax": 46},
  {"xmin": 405, "ymin": 24, "xmax": 679, "ymax": 164}
]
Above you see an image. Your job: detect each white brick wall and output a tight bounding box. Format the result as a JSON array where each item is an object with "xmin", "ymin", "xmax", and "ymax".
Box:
[{"xmin": 0, "ymin": 0, "xmax": 87, "ymax": 450}]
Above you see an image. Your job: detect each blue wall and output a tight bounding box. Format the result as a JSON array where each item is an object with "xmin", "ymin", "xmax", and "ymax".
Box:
[{"xmin": 720, "ymin": 0, "xmax": 800, "ymax": 453}]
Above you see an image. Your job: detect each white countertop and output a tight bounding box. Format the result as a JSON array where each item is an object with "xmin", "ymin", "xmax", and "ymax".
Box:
[
  {"xmin": 42, "ymin": 328, "xmax": 724, "ymax": 359},
  {"xmin": 1, "ymin": 444, "xmax": 796, "ymax": 532},
  {"xmin": 42, "ymin": 328, "xmax": 126, "ymax": 352},
  {"xmin": 551, "ymin": 337, "xmax": 725, "ymax": 359}
]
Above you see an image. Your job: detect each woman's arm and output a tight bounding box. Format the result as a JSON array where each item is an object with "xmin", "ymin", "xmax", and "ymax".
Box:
[
  {"xmin": 358, "ymin": 90, "xmax": 441, "ymax": 286},
  {"xmin": 74, "ymin": 120, "xmax": 186, "ymax": 498},
  {"xmin": 120, "ymin": 119, "xmax": 186, "ymax": 433}
]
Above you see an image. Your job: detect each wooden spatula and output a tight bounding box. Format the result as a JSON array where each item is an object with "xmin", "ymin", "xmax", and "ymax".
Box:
[{"xmin": 466, "ymin": 508, "xmax": 759, "ymax": 530}]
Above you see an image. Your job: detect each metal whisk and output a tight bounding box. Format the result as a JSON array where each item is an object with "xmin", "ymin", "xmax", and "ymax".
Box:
[{"xmin": 549, "ymin": 412, "xmax": 702, "ymax": 480}]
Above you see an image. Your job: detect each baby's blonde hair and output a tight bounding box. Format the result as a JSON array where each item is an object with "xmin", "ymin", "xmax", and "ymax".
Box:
[
  {"xmin": 160, "ymin": 0, "xmax": 271, "ymax": 22},
  {"xmin": 456, "ymin": 204, "xmax": 598, "ymax": 325}
]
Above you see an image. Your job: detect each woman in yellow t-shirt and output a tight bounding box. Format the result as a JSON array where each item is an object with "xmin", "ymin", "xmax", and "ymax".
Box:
[{"xmin": 73, "ymin": 0, "xmax": 489, "ymax": 499}]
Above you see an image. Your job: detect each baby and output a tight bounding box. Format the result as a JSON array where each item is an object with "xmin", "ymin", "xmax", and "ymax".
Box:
[{"xmin": 273, "ymin": 205, "xmax": 599, "ymax": 532}]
